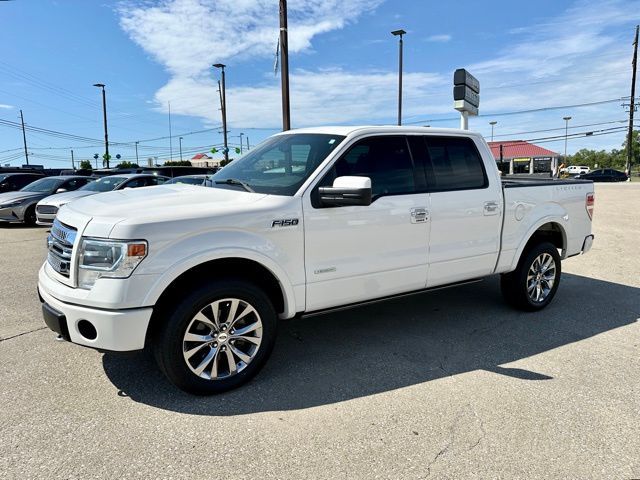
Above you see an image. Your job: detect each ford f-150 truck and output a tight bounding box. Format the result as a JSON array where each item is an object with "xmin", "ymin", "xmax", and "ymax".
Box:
[{"xmin": 38, "ymin": 126, "xmax": 595, "ymax": 394}]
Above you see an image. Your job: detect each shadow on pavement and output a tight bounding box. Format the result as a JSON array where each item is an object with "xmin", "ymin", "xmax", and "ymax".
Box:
[{"xmin": 102, "ymin": 274, "xmax": 639, "ymax": 416}]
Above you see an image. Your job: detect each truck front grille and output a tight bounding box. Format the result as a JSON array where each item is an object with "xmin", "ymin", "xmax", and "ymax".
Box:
[
  {"xmin": 47, "ymin": 219, "xmax": 77, "ymax": 278},
  {"xmin": 37, "ymin": 205, "xmax": 58, "ymax": 215}
]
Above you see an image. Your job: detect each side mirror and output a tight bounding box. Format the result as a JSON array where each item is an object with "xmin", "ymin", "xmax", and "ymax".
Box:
[
  {"xmin": 55, "ymin": 188, "xmax": 67, "ymax": 193},
  {"xmin": 319, "ymin": 176, "xmax": 372, "ymax": 207}
]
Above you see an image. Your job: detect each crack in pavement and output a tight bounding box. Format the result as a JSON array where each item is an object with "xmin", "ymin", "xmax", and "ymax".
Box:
[
  {"xmin": 425, "ymin": 359, "xmax": 487, "ymax": 478},
  {"xmin": 0, "ymin": 327, "xmax": 47, "ymax": 343}
]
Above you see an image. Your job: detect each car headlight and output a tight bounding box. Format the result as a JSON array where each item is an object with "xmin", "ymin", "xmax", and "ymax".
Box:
[
  {"xmin": 0, "ymin": 200, "xmax": 23, "ymax": 209},
  {"xmin": 77, "ymin": 238, "xmax": 147, "ymax": 289}
]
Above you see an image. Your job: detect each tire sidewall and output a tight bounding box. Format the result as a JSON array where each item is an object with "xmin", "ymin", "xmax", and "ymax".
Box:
[
  {"xmin": 23, "ymin": 205, "xmax": 36, "ymax": 226},
  {"xmin": 155, "ymin": 279, "xmax": 277, "ymax": 395}
]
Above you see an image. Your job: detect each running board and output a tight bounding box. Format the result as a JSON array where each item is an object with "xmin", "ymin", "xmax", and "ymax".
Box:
[{"xmin": 299, "ymin": 278, "xmax": 485, "ymax": 319}]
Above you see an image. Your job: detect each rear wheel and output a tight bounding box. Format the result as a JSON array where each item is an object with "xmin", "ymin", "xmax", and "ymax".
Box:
[
  {"xmin": 501, "ymin": 242, "xmax": 561, "ymax": 311},
  {"xmin": 153, "ymin": 279, "xmax": 277, "ymax": 394}
]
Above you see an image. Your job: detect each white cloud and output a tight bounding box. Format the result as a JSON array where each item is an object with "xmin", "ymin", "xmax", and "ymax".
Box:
[
  {"xmin": 425, "ymin": 34, "xmax": 451, "ymax": 43},
  {"xmin": 0, "ymin": 104, "xmax": 13, "ymax": 109},
  {"xmin": 118, "ymin": 0, "xmax": 383, "ymax": 76},
  {"xmin": 157, "ymin": 69, "xmax": 445, "ymax": 128}
]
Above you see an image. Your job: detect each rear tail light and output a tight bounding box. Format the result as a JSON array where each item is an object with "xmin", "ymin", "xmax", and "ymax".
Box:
[{"xmin": 586, "ymin": 192, "xmax": 595, "ymax": 220}]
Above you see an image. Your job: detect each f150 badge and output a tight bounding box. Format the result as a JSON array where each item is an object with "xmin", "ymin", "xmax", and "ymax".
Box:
[{"xmin": 271, "ymin": 218, "xmax": 299, "ymax": 228}]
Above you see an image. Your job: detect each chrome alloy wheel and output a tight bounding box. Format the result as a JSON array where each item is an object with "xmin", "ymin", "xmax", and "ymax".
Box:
[
  {"xmin": 182, "ymin": 298, "xmax": 263, "ymax": 380},
  {"xmin": 526, "ymin": 253, "xmax": 556, "ymax": 303}
]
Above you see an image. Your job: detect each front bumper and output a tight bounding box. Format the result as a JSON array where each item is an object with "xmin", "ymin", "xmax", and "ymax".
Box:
[
  {"xmin": 36, "ymin": 214, "xmax": 55, "ymax": 226},
  {"xmin": 38, "ymin": 281, "xmax": 153, "ymax": 352},
  {"xmin": 0, "ymin": 206, "xmax": 23, "ymax": 222}
]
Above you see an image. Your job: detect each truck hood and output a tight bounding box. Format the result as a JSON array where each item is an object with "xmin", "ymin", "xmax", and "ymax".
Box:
[
  {"xmin": 58, "ymin": 184, "xmax": 269, "ymax": 237},
  {"xmin": 37, "ymin": 190, "xmax": 96, "ymax": 207}
]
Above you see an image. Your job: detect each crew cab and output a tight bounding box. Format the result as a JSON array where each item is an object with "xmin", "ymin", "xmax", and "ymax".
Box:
[{"xmin": 38, "ymin": 127, "xmax": 595, "ymax": 394}]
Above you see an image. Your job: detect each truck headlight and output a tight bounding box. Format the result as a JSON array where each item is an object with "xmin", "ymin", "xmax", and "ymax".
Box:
[{"xmin": 77, "ymin": 238, "xmax": 147, "ymax": 289}]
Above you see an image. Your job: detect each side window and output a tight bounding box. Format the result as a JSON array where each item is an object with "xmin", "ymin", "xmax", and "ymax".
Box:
[
  {"xmin": 63, "ymin": 179, "xmax": 84, "ymax": 191},
  {"xmin": 319, "ymin": 136, "xmax": 416, "ymax": 197},
  {"xmin": 15, "ymin": 176, "xmax": 34, "ymax": 188},
  {"xmin": 145, "ymin": 176, "xmax": 166, "ymax": 186},
  {"xmin": 423, "ymin": 137, "xmax": 487, "ymax": 191},
  {"xmin": 123, "ymin": 178, "xmax": 145, "ymax": 188}
]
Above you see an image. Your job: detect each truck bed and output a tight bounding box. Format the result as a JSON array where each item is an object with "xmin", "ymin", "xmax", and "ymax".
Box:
[{"xmin": 502, "ymin": 177, "xmax": 592, "ymax": 188}]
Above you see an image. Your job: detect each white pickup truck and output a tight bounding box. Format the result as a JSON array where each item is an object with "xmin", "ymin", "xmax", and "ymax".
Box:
[{"xmin": 39, "ymin": 126, "xmax": 595, "ymax": 394}]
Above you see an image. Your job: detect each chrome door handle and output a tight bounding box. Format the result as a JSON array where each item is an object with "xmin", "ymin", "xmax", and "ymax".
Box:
[
  {"xmin": 483, "ymin": 201, "xmax": 500, "ymax": 216},
  {"xmin": 410, "ymin": 207, "xmax": 429, "ymax": 223}
]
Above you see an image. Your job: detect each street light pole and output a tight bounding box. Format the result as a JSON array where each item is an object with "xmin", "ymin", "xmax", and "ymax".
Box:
[
  {"xmin": 135, "ymin": 141, "xmax": 139, "ymax": 164},
  {"xmin": 179, "ymin": 136, "xmax": 183, "ymax": 161},
  {"xmin": 213, "ymin": 64, "xmax": 229, "ymax": 164},
  {"xmin": 93, "ymin": 83, "xmax": 109, "ymax": 168},
  {"xmin": 70, "ymin": 149, "xmax": 75, "ymax": 170},
  {"xmin": 391, "ymin": 29, "xmax": 406, "ymax": 126},
  {"xmin": 19, "ymin": 109, "xmax": 29, "ymax": 166},
  {"xmin": 239, "ymin": 132, "xmax": 244, "ymax": 154},
  {"xmin": 490, "ymin": 121, "xmax": 497, "ymax": 142}
]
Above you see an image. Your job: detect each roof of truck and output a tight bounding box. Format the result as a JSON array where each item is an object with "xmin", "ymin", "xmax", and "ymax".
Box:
[{"xmin": 278, "ymin": 125, "xmax": 483, "ymax": 138}]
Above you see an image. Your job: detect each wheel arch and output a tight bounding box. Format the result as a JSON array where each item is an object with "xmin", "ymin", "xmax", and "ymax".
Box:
[
  {"xmin": 511, "ymin": 220, "xmax": 567, "ymax": 271},
  {"xmin": 143, "ymin": 253, "xmax": 297, "ymax": 347}
]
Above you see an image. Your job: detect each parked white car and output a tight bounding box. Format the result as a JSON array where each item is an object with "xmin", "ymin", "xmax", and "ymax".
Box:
[
  {"xmin": 38, "ymin": 126, "xmax": 595, "ymax": 394},
  {"xmin": 36, "ymin": 174, "xmax": 169, "ymax": 226},
  {"xmin": 561, "ymin": 165, "xmax": 590, "ymax": 175}
]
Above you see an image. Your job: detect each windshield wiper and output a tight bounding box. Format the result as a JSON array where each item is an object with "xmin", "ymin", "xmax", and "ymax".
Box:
[{"xmin": 214, "ymin": 178, "xmax": 254, "ymax": 193}]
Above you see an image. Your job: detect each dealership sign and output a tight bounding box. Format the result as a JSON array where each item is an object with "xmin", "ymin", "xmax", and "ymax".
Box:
[{"xmin": 453, "ymin": 69, "xmax": 480, "ymax": 116}]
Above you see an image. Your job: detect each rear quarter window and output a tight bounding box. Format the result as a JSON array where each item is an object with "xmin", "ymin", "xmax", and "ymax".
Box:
[{"xmin": 423, "ymin": 136, "xmax": 488, "ymax": 191}]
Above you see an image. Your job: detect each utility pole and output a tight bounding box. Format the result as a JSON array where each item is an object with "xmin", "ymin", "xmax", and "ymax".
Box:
[
  {"xmin": 279, "ymin": 0, "xmax": 291, "ymax": 130},
  {"xmin": 168, "ymin": 101, "xmax": 173, "ymax": 162},
  {"xmin": 93, "ymin": 84, "xmax": 109, "ymax": 168},
  {"xmin": 563, "ymin": 116, "xmax": 572, "ymax": 163},
  {"xmin": 70, "ymin": 149, "xmax": 75, "ymax": 170},
  {"xmin": 179, "ymin": 136, "xmax": 183, "ymax": 161},
  {"xmin": 239, "ymin": 132, "xmax": 244, "ymax": 153},
  {"xmin": 490, "ymin": 121, "xmax": 497, "ymax": 142},
  {"xmin": 213, "ymin": 64, "xmax": 229, "ymax": 164},
  {"xmin": 135, "ymin": 141, "xmax": 139, "ymax": 164},
  {"xmin": 626, "ymin": 25, "xmax": 638, "ymax": 178},
  {"xmin": 246, "ymin": 136, "xmax": 250, "ymax": 151},
  {"xmin": 19, "ymin": 109, "xmax": 29, "ymax": 166},
  {"xmin": 391, "ymin": 29, "xmax": 406, "ymax": 126}
]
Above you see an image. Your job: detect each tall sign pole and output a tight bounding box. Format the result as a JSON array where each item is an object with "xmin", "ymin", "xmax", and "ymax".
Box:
[
  {"xmin": 626, "ymin": 25, "xmax": 638, "ymax": 178},
  {"xmin": 453, "ymin": 69, "xmax": 480, "ymax": 130},
  {"xmin": 19, "ymin": 109, "xmax": 29, "ymax": 166},
  {"xmin": 279, "ymin": 0, "xmax": 291, "ymax": 131}
]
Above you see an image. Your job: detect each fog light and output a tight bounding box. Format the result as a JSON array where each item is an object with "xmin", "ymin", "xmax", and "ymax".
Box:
[{"xmin": 77, "ymin": 320, "xmax": 97, "ymax": 340}]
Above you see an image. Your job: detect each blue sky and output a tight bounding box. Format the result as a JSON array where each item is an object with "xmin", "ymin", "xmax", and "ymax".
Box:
[{"xmin": 0, "ymin": 0, "xmax": 638, "ymax": 168}]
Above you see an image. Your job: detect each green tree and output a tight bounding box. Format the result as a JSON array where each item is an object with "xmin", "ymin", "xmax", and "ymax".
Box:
[
  {"xmin": 164, "ymin": 160, "xmax": 192, "ymax": 166},
  {"xmin": 79, "ymin": 160, "xmax": 93, "ymax": 170},
  {"xmin": 115, "ymin": 161, "xmax": 139, "ymax": 169},
  {"xmin": 219, "ymin": 158, "xmax": 233, "ymax": 167}
]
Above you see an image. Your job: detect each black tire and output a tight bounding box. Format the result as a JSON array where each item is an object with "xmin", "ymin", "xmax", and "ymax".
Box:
[
  {"xmin": 23, "ymin": 205, "xmax": 36, "ymax": 226},
  {"xmin": 500, "ymin": 241, "xmax": 561, "ymax": 311},
  {"xmin": 153, "ymin": 279, "xmax": 278, "ymax": 395}
]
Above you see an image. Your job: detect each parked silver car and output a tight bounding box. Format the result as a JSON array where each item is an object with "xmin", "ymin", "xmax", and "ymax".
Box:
[
  {"xmin": 36, "ymin": 174, "xmax": 170, "ymax": 226},
  {"xmin": 0, "ymin": 176, "xmax": 92, "ymax": 226}
]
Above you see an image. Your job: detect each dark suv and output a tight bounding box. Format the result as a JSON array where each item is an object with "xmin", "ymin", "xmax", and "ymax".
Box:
[{"xmin": 0, "ymin": 173, "xmax": 45, "ymax": 193}]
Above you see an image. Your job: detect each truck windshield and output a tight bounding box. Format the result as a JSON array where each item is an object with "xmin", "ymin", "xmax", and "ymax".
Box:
[{"xmin": 211, "ymin": 133, "xmax": 346, "ymax": 195}]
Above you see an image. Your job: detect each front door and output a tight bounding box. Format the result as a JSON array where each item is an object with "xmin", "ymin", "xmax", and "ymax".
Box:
[{"xmin": 302, "ymin": 135, "xmax": 430, "ymax": 312}]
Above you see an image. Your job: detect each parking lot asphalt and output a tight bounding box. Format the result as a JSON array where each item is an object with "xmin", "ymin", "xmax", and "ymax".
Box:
[{"xmin": 1, "ymin": 183, "xmax": 638, "ymax": 479}]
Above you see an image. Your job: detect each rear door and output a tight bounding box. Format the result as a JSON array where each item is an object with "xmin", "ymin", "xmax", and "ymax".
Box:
[
  {"xmin": 418, "ymin": 135, "xmax": 502, "ymax": 287},
  {"xmin": 303, "ymin": 135, "xmax": 430, "ymax": 311}
]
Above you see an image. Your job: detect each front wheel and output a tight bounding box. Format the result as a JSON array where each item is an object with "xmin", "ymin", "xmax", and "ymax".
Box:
[
  {"xmin": 153, "ymin": 279, "xmax": 278, "ymax": 395},
  {"xmin": 501, "ymin": 242, "xmax": 561, "ymax": 311},
  {"xmin": 23, "ymin": 205, "xmax": 36, "ymax": 226}
]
